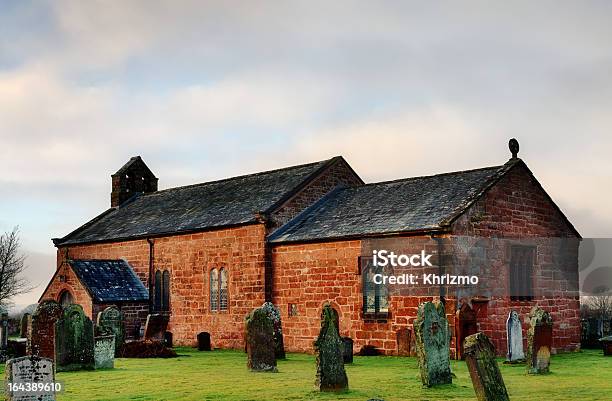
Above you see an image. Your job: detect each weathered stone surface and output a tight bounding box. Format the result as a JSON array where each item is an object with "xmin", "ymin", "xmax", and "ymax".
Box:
[
  {"xmin": 96, "ymin": 306, "xmax": 124, "ymax": 355},
  {"xmin": 261, "ymin": 302, "xmax": 285, "ymax": 359},
  {"xmin": 341, "ymin": 337, "xmax": 353, "ymax": 364},
  {"xmin": 1, "ymin": 311, "xmax": 9, "ymax": 350},
  {"xmin": 55, "ymin": 304, "xmax": 95, "ymax": 371},
  {"xmin": 143, "ymin": 314, "xmax": 169, "ymax": 341},
  {"xmin": 5, "ymin": 356, "xmax": 56, "ymax": 401},
  {"xmin": 526, "ymin": 307, "xmax": 553, "ymax": 374},
  {"xmin": 506, "ymin": 310, "xmax": 525, "ymax": 363},
  {"xmin": 197, "ymin": 332, "xmax": 211, "ymax": 351},
  {"xmin": 464, "ymin": 332, "xmax": 510, "ymax": 401},
  {"xmin": 19, "ymin": 313, "xmax": 30, "ymax": 339},
  {"xmin": 94, "ymin": 335, "xmax": 115, "ymax": 369},
  {"xmin": 396, "ymin": 328, "xmax": 411, "ymax": 356},
  {"xmin": 314, "ymin": 304, "xmax": 348, "ymax": 392},
  {"xmin": 413, "ymin": 301, "xmax": 452, "ymax": 387},
  {"xmin": 245, "ymin": 307, "xmax": 277, "ymax": 372},
  {"xmin": 28, "ymin": 301, "xmax": 63, "ymax": 360}
]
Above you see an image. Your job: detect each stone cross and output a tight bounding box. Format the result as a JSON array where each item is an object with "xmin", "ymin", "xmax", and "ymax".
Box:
[
  {"xmin": 245, "ymin": 306, "xmax": 277, "ymax": 372},
  {"xmin": 96, "ymin": 306, "xmax": 124, "ymax": 354},
  {"xmin": 526, "ymin": 306, "xmax": 553, "ymax": 374},
  {"xmin": 413, "ymin": 301, "xmax": 452, "ymax": 387},
  {"xmin": 5, "ymin": 356, "xmax": 56, "ymax": 401},
  {"xmin": 0, "ymin": 311, "xmax": 9, "ymax": 350},
  {"xmin": 94, "ymin": 335, "xmax": 115, "ymax": 369},
  {"xmin": 506, "ymin": 310, "xmax": 525, "ymax": 363},
  {"xmin": 19, "ymin": 313, "xmax": 30, "ymax": 339},
  {"xmin": 28, "ymin": 300, "xmax": 63, "ymax": 360},
  {"xmin": 261, "ymin": 302, "xmax": 286, "ymax": 359},
  {"xmin": 314, "ymin": 304, "xmax": 348, "ymax": 392},
  {"xmin": 464, "ymin": 332, "xmax": 510, "ymax": 401},
  {"xmin": 55, "ymin": 304, "xmax": 95, "ymax": 372}
]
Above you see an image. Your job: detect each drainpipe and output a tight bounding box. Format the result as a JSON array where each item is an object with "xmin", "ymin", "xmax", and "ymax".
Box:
[
  {"xmin": 147, "ymin": 238, "xmax": 155, "ymax": 314},
  {"xmin": 434, "ymin": 236, "xmax": 446, "ymax": 304}
]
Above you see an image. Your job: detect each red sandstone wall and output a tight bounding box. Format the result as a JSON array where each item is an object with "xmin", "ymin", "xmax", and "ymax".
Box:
[{"xmin": 40, "ymin": 261, "xmax": 93, "ymax": 317}]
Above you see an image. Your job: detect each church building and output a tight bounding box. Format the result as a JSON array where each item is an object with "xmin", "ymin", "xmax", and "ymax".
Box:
[{"xmin": 40, "ymin": 141, "xmax": 581, "ymax": 356}]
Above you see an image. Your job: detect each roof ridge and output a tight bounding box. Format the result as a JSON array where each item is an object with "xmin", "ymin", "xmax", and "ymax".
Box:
[
  {"xmin": 143, "ymin": 157, "xmax": 338, "ymax": 197},
  {"xmin": 360, "ymin": 164, "xmax": 504, "ymax": 187}
]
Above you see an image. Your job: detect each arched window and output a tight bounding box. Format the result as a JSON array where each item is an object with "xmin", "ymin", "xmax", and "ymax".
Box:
[
  {"xmin": 59, "ymin": 290, "xmax": 73, "ymax": 307},
  {"xmin": 210, "ymin": 269, "xmax": 219, "ymax": 311},
  {"xmin": 154, "ymin": 270, "xmax": 162, "ymax": 311},
  {"xmin": 162, "ymin": 270, "xmax": 170, "ymax": 311},
  {"xmin": 219, "ymin": 268, "xmax": 228, "ymax": 311}
]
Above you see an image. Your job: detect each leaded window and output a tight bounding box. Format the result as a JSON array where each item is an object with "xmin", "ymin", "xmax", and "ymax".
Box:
[
  {"xmin": 210, "ymin": 269, "xmax": 219, "ymax": 311},
  {"xmin": 510, "ymin": 246, "xmax": 534, "ymax": 301},
  {"xmin": 361, "ymin": 257, "xmax": 389, "ymax": 318}
]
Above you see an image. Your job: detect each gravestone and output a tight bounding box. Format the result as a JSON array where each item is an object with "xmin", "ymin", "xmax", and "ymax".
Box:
[
  {"xmin": 413, "ymin": 301, "xmax": 452, "ymax": 387},
  {"xmin": 396, "ymin": 328, "xmax": 411, "ymax": 356},
  {"xmin": 29, "ymin": 300, "xmax": 63, "ymax": 360},
  {"xmin": 5, "ymin": 356, "xmax": 56, "ymax": 401},
  {"xmin": 94, "ymin": 335, "xmax": 115, "ymax": 369},
  {"xmin": 341, "ymin": 337, "xmax": 353, "ymax": 364},
  {"xmin": 456, "ymin": 303, "xmax": 478, "ymax": 360},
  {"xmin": 600, "ymin": 336, "xmax": 612, "ymax": 356},
  {"xmin": 506, "ymin": 310, "xmax": 525, "ymax": 363},
  {"xmin": 143, "ymin": 314, "xmax": 169, "ymax": 341},
  {"xmin": 526, "ymin": 307, "xmax": 553, "ymax": 374},
  {"xmin": 96, "ymin": 306, "xmax": 124, "ymax": 354},
  {"xmin": 314, "ymin": 304, "xmax": 348, "ymax": 392},
  {"xmin": 261, "ymin": 302, "xmax": 286, "ymax": 359},
  {"xmin": 464, "ymin": 332, "xmax": 510, "ymax": 401},
  {"xmin": 1, "ymin": 311, "xmax": 9, "ymax": 350},
  {"xmin": 19, "ymin": 313, "xmax": 30, "ymax": 339},
  {"xmin": 55, "ymin": 304, "xmax": 95, "ymax": 371},
  {"xmin": 197, "ymin": 332, "xmax": 211, "ymax": 351},
  {"xmin": 164, "ymin": 331, "xmax": 173, "ymax": 348},
  {"xmin": 245, "ymin": 306, "xmax": 277, "ymax": 372}
]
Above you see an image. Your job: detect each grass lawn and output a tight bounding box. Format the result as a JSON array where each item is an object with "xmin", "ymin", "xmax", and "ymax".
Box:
[{"xmin": 3, "ymin": 349, "xmax": 610, "ymax": 400}]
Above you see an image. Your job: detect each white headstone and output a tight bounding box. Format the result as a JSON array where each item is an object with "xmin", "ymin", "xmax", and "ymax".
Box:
[
  {"xmin": 506, "ymin": 310, "xmax": 525, "ymax": 362},
  {"xmin": 5, "ymin": 356, "xmax": 56, "ymax": 401}
]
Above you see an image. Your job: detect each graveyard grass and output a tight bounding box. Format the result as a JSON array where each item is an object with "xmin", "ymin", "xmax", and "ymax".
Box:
[{"xmin": 2, "ymin": 349, "xmax": 610, "ymax": 401}]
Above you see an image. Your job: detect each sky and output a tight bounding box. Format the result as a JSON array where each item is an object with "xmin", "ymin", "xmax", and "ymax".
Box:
[{"xmin": 1, "ymin": 1, "xmax": 611, "ymax": 309}]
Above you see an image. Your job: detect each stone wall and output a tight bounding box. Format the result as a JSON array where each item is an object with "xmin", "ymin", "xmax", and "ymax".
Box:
[{"xmin": 40, "ymin": 260, "xmax": 93, "ymax": 316}]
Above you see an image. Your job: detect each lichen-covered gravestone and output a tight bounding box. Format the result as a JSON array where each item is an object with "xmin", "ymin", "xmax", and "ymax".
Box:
[
  {"xmin": 94, "ymin": 335, "xmax": 115, "ymax": 369},
  {"xmin": 261, "ymin": 302, "xmax": 285, "ymax": 359},
  {"xmin": 314, "ymin": 304, "xmax": 348, "ymax": 392},
  {"xmin": 526, "ymin": 307, "xmax": 553, "ymax": 374},
  {"xmin": 413, "ymin": 301, "xmax": 452, "ymax": 387},
  {"xmin": 28, "ymin": 300, "xmax": 63, "ymax": 360},
  {"xmin": 19, "ymin": 313, "xmax": 30, "ymax": 339},
  {"xmin": 55, "ymin": 304, "xmax": 95, "ymax": 371},
  {"xmin": 96, "ymin": 306, "xmax": 124, "ymax": 354},
  {"xmin": 506, "ymin": 310, "xmax": 525, "ymax": 363},
  {"xmin": 245, "ymin": 306, "xmax": 277, "ymax": 372},
  {"xmin": 464, "ymin": 332, "xmax": 510, "ymax": 401},
  {"xmin": 5, "ymin": 356, "xmax": 56, "ymax": 401}
]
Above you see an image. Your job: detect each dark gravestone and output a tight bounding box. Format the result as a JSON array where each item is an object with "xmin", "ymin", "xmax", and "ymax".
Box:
[
  {"xmin": 261, "ymin": 302, "xmax": 285, "ymax": 359},
  {"xmin": 526, "ymin": 307, "xmax": 553, "ymax": 374},
  {"xmin": 29, "ymin": 300, "xmax": 63, "ymax": 360},
  {"xmin": 506, "ymin": 310, "xmax": 525, "ymax": 363},
  {"xmin": 5, "ymin": 356, "xmax": 56, "ymax": 401},
  {"xmin": 55, "ymin": 304, "xmax": 95, "ymax": 371},
  {"xmin": 245, "ymin": 306, "xmax": 277, "ymax": 372},
  {"xmin": 456, "ymin": 303, "xmax": 478, "ymax": 360},
  {"xmin": 341, "ymin": 337, "xmax": 353, "ymax": 364},
  {"xmin": 0, "ymin": 312, "xmax": 9, "ymax": 350},
  {"xmin": 96, "ymin": 306, "xmax": 124, "ymax": 354},
  {"xmin": 414, "ymin": 301, "xmax": 452, "ymax": 387},
  {"xmin": 464, "ymin": 332, "xmax": 510, "ymax": 401},
  {"xmin": 197, "ymin": 332, "xmax": 211, "ymax": 351},
  {"xmin": 19, "ymin": 313, "xmax": 30, "ymax": 339},
  {"xmin": 143, "ymin": 314, "xmax": 170, "ymax": 341},
  {"xmin": 600, "ymin": 336, "xmax": 612, "ymax": 356},
  {"xmin": 164, "ymin": 331, "xmax": 173, "ymax": 348},
  {"xmin": 94, "ymin": 335, "xmax": 115, "ymax": 369},
  {"xmin": 396, "ymin": 328, "xmax": 411, "ymax": 356},
  {"xmin": 314, "ymin": 304, "xmax": 348, "ymax": 392}
]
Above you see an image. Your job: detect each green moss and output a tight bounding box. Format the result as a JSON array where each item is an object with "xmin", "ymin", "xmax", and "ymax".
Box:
[{"xmin": 0, "ymin": 349, "xmax": 607, "ymax": 400}]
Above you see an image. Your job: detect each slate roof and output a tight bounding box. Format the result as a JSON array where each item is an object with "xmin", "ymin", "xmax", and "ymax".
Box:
[
  {"xmin": 55, "ymin": 157, "xmax": 342, "ymax": 245},
  {"xmin": 269, "ymin": 160, "xmax": 519, "ymax": 243},
  {"xmin": 69, "ymin": 259, "xmax": 149, "ymax": 302}
]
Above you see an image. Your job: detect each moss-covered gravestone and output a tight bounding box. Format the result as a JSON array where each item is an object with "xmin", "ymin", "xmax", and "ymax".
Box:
[
  {"xmin": 96, "ymin": 306, "xmax": 124, "ymax": 355},
  {"xmin": 245, "ymin": 306, "xmax": 277, "ymax": 372},
  {"xmin": 413, "ymin": 301, "xmax": 452, "ymax": 387},
  {"xmin": 464, "ymin": 332, "xmax": 510, "ymax": 401},
  {"xmin": 29, "ymin": 300, "xmax": 63, "ymax": 360},
  {"xmin": 526, "ymin": 306, "xmax": 553, "ymax": 374},
  {"xmin": 94, "ymin": 335, "xmax": 115, "ymax": 369},
  {"xmin": 314, "ymin": 304, "xmax": 348, "ymax": 392},
  {"xmin": 55, "ymin": 304, "xmax": 95, "ymax": 371},
  {"xmin": 261, "ymin": 302, "xmax": 285, "ymax": 359}
]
